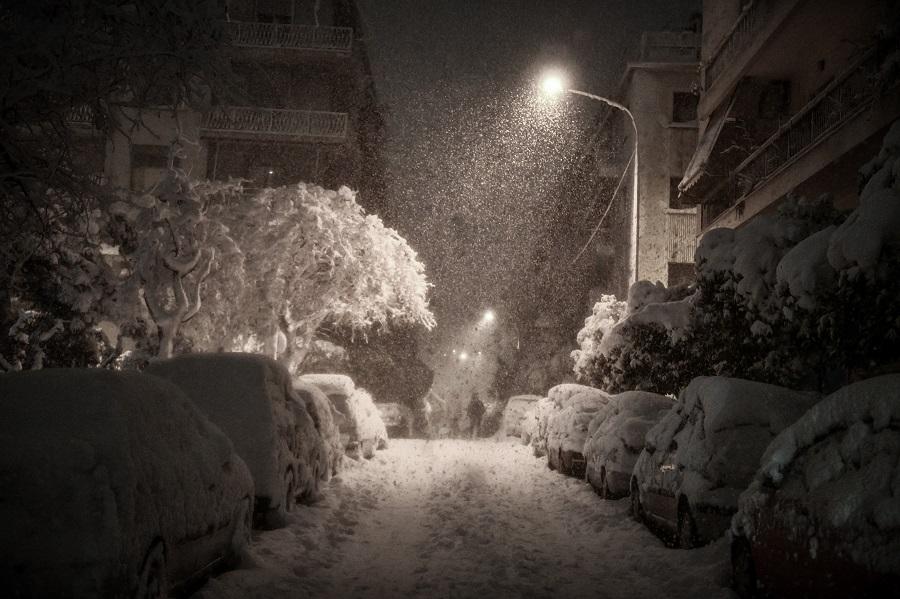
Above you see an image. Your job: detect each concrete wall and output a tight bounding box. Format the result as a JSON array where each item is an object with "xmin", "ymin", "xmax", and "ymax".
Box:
[{"xmin": 625, "ymin": 65, "xmax": 699, "ymax": 285}]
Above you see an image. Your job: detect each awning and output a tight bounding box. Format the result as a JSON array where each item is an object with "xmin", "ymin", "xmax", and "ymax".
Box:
[{"xmin": 678, "ymin": 93, "xmax": 736, "ymax": 193}]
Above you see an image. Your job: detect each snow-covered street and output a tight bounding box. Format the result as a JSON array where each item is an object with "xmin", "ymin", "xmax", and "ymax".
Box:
[{"xmin": 197, "ymin": 439, "xmax": 735, "ymax": 599}]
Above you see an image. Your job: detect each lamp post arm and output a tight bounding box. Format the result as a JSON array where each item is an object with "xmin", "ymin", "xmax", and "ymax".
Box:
[{"xmin": 567, "ymin": 88, "xmax": 637, "ymax": 136}]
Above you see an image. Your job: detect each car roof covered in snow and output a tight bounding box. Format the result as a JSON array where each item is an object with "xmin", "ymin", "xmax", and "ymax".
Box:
[
  {"xmin": 547, "ymin": 383, "xmax": 611, "ymax": 410},
  {"xmin": 0, "ymin": 368, "xmax": 251, "ymax": 595},
  {"xmin": 299, "ymin": 373, "xmax": 356, "ymax": 396},
  {"xmin": 146, "ymin": 352, "xmax": 297, "ymax": 499}
]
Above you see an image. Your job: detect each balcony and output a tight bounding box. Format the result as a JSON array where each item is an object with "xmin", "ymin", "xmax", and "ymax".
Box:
[
  {"xmin": 701, "ymin": 47, "xmax": 884, "ymax": 229},
  {"xmin": 201, "ymin": 106, "xmax": 348, "ymax": 142},
  {"xmin": 640, "ymin": 31, "xmax": 700, "ymax": 63},
  {"xmin": 703, "ymin": 0, "xmax": 780, "ymax": 91},
  {"xmin": 224, "ymin": 21, "xmax": 353, "ymax": 54},
  {"xmin": 666, "ymin": 208, "xmax": 701, "ymax": 263}
]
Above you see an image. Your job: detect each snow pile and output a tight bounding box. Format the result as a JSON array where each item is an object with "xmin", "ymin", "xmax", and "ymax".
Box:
[
  {"xmin": 146, "ymin": 353, "xmax": 310, "ymax": 518},
  {"xmin": 0, "ymin": 368, "xmax": 253, "ymax": 596},
  {"xmin": 584, "ymin": 391, "xmax": 673, "ymax": 494},
  {"xmin": 734, "ymin": 374, "xmax": 900, "ymax": 573},
  {"xmin": 774, "ymin": 225, "xmax": 837, "ymax": 310},
  {"xmin": 501, "ymin": 394, "xmax": 542, "ymax": 437},
  {"xmin": 637, "ymin": 376, "xmax": 819, "ymax": 511},
  {"xmin": 293, "ymin": 379, "xmax": 343, "ymax": 478}
]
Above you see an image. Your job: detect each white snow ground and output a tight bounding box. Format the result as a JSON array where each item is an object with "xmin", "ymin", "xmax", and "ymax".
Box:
[{"xmin": 196, "ymin": 439, "xmax": 735, "ymax": 599}]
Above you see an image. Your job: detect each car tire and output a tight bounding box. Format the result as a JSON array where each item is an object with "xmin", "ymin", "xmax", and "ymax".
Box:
[
  {"xmin": 362, "ymin": 439, "xmax": 376, "ymax": 459},
  {"xmin": 731, "ymin": 537, "xmax": 757, "ymax": 598},
  {"xmin": 227, "ymin": 497, "xmax": 253, "ymax": 567},
  {"xmin": 284, "ymin": 469, "xmax": 296, "ymax": 513},
  {"xmin": 630, "ymin": 479, "xmax": 643, "ymax": 523},
  {"xmin": 600, "ymin": 468, "xmax": 610, "ymax": 500},
  {"xmin": 677, "ymin": 502, "xmax": 698, "ymax": 549},
  {"xmin": 135, "ymin": 541, "xmax": 167, "ymax": 599}
]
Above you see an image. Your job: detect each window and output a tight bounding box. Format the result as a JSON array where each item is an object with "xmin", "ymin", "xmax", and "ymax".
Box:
[
  {"xmin": 672, "ymin": 92, "xmax": 698, "ymax": 123},
  {"xmin": 256, "ymin": 0, "xmax": 292, "ymax": 23},
  {"xmin": 667, "ymin": 262, "xmax": 694, "ymax": 287},
  {"xmin": 669, "ymin": 177, "xmax": 694, "ymax": 210},
  {"xmin": 131, "ymin": 145, "xmax": 176, "ymax": 192}
]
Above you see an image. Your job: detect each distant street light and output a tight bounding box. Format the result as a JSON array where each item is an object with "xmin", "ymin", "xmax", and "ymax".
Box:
[
  {"xmin": 539, "ymin": 71, "xmax": 640, "ymax": 287},
  {"xmin": 482, "ymin": 309, "xmax": 496, "ymax": 324},
  {"xmin": 459, "ymin": 351, "xmax": 469, "ymax": 361}
]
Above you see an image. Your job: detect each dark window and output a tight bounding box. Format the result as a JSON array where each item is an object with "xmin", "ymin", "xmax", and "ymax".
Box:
[
  {"xmin": 668, "ymin": 262, "xmax": 694, "ymax": 287},
  {"xmin": 131, "ymin": 145, "xmax": 178, "ymax": 191},
  {"xmin": 672, "ymin": 92, "xmax": 698, "ymax": 123},
  {"xmin": 256, "ymin": 0, "xmax": 292, "ymax": 23},
  {"xmin": 669, "ymin": 177, "xmax": 694, "ymax": 210}
]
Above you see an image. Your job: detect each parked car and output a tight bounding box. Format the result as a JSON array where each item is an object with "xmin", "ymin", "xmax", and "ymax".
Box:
[
  {"xmin": 584, "ymin": 391, "xmax": 672, "ymax": 498},
  {"xmin": 376, "ymin": 402, "xmax": 413, "ymax": 438},
  {"xmin": 298, "ymin": 374, "xmax": 388, "ymax": 459},
  {"xmin": 529, "ymin": 396, "xmax": 555, "ymax": 457},
  {"xmin": 147, "ymin": 353, "xmax": 325, "ymax": 529},
  {"xmin": 544, "ymin": 384, "xmax": 612, "ymax": 476},
  {"xmin": 631, "ymin": 376, "xmax": 819, "ymax": 548},
  {"xmin": 0, "ymin": 368, "xmax": 254, "ymax": 598},
  {"xmin": 293, "ymin": 379, "xmax": 343, "ymax": 478},
  {"xmin": 501, "ymin": 394, "xmax": 542, "ymax": 439},
  {"xmin": 520, "ymin": 401, "xmax": 540, "ymax": 446},
  {"xmin": 730, "ymin": 374, "xmax": 900, "ymax": 598}
]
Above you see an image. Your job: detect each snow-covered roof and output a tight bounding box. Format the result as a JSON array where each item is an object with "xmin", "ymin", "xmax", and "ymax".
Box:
[
  {"xmin": 643, "ymin": 376, "xmax": 819, "ymax": 509},
  {"xmin": 0, "ymin": 368, "xmax": 252, "ymax": 595},
  {"xmin": 299, "ymin": 373, "xmax": 356, "ymax": 397},
  {"xmin": 735, "ymin": 374, "xmax": 900, "ymax": 573},
  {"xmin": 146, "ymin": 352, "xmax": 299, "ymax": 501}
]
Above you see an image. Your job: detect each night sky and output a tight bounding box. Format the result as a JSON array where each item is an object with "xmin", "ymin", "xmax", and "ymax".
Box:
[{"xmin": 358, "ymin": 0, "xmax": 701, "ymax": 330}]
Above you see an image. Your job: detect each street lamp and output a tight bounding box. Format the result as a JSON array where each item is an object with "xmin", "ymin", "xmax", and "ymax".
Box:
[
  {"xmin": 482, "ymin": 309, "xmax": 495, "ymax": 324},
  {"xmin": 539, "ymin": 71, "xmax": 640, "ymax": 287}
]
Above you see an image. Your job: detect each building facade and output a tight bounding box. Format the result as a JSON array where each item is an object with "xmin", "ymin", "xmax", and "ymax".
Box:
[
  {"xmin": 618, "ymin": 31, "xmax": 702, "ymax": 287},
  {"xmin": 680, "ymin": 0, "xmax": 900, "ymax": 233},
  {"xmin": 72, "ymin": 0, "xmax": 386, "ymax": 212}
]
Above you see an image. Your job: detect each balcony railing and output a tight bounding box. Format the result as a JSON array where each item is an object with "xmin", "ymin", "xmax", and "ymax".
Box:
[
  {"xmin": 224, "ymin": 21, "xmax": 353, "ymax": 53},
  {"xmin": 66, "ymin": 104, "xmax": 94, "ymax": 126},
  {"xmin": 703, "ymin": 0, "xmax": 777, "ymax": 91},
  {"xmin": 701, "ymin": 48, "xmax": 881, "ymax": 229},
  {"xmin": 201, "ymin": 106, "xmax": 348, "ymax": 141},
  {"xmin": 666, "ymin": 208, "xmax": 701, "ymax": 263}
]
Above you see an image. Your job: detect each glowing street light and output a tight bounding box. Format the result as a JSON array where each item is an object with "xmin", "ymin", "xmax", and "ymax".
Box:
[
  {"xmin": 459, "ymin": 351, "xmax": 469, "ymax": 361},
  {"xmin": 538, "ymin": 70, "xmax": 640, "ymax": 286},
  {"xmin": 482, "ymin": 309, "xmax": 496, "ymax": 324}
]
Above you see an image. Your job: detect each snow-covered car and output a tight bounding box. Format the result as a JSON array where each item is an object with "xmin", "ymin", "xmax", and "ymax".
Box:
[
  {"xmin": 293, "ymin": 379, "xmax": 343, "ymax": 478},
  {"xmin": 376, "ymin": 401, "xmax": 413, "ymax": 438},
  {"xmin": 730, "ymin": 374, "xmax": 900, "ymax": 598},
  {"xmin": 146, "ymin": 353, "xmax": 325, "ymax": 529},
  {"xmin": 544, "ymin": 384, "xmax": 612, "ymax": 476},
  {"xmin": 520, "ymin": 401, "xmax": 539, "ymax": 445},
  {"xmin": 631, "ymin": 377, "xmax": 819, "ymax": 548},
  {"xmin": 0, "ymin": 368, "xmax": 254, "ymax": 598},
  {"xmin": 501, "ymin": 394, "xmax": 542, "ymax": 439},
  {"xmin": 529, "ymin": 396, "xmax": 555, "ymax": 456},
  {"xmin": 584, "ymin": 391, "xmax": 672, "ymax": 498},
  {"xmin": 298, "ymin": 374, "xmax": 388, "ymax": 458}
]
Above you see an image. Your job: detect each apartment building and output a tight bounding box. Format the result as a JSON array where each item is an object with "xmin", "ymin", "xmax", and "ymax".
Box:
[
  {"xmin": 74, "ymin": 0, "xmax": 386, "ymax": 212},
  {"xmin": 617, "ymin": 30, "xmax": 702, "ymax": 287},
  {"xmin": 680, "ymin": 0, "xmax": 900, "ymax": 233}
]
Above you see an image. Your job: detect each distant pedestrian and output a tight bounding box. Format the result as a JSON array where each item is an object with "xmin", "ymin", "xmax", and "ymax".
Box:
[{"xmin": 467, "ymin": 392, "xmax": 485, "ymax": 439}]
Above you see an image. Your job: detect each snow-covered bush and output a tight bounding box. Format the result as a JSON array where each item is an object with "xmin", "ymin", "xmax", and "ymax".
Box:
[{"xmin": 572, "ymin": 283, "xmax": 694, "ymax": 395}]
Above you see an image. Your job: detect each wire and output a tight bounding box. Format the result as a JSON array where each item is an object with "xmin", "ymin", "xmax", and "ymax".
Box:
[{"xmin": 569, "ymin": 148, "xmax": 635, "ymax": 266}]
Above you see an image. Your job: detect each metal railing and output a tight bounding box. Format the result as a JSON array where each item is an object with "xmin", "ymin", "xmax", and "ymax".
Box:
[
  {"xmin": 703, "ymin": 0, "xmax": 775, "ymax": 91},
  {"xmin": 666, "ymin": 208, "xmax": 701, "ymax": 263},
  {"xmin": 66, "ymin": 105, "xmax": 94, "ymax": 125},
  {"xmin": 201, "ymin": 106, "xmax": 349, "ymax": 140},
  {"xmin": 701, "ymin": 48, "xmax": 881, "ymax": 229},
  {"xmin": 224, "ymin": 21, "xmax": 353, "ymax": 53}
]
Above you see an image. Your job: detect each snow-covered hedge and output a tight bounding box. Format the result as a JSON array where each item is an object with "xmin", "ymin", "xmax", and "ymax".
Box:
[{"xmin": 573, "ymin": 121, "xmax": 900, "ymax": 395}]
